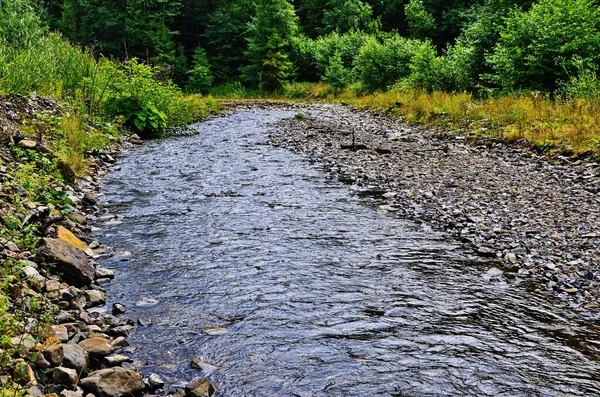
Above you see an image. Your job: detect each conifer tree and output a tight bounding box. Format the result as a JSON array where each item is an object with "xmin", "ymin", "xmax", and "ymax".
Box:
[{"xmin": 241, "ymin": 0, "xmax": 299, "ymax": 91}]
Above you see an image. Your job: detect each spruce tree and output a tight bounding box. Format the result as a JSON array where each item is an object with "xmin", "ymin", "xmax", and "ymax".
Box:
[{"xmin": 241, "ymin": 0, "xmax": 299, "ymax": 91}]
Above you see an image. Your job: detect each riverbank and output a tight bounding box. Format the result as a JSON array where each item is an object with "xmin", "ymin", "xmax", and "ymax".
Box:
[
  {"xmin": 0, "ymin": 95, "xmax": 217, "ymax": 396},
  {"xmin": 221, "ymin": 101, "xmax": 600, "ymax": 320}
]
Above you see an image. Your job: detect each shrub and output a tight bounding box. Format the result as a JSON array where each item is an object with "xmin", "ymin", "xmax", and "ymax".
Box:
[
  {"xmin": 0, "ymin": 0, "xmax": 45, "ymax": 48},
  {"xmin": 557, "ymin": 59, "xmax": 600, "ymax": 100},
  {"xmin": 487, "ymin": 0, "xmax": 600, "ymax": 92},
  {"xmin": 313, "ymin": 30, "xmax": 370, "ymax": 82},
  {"xmin": 101, "ymin": 59, "xmax": 186, "ymax": 138},
  {"xmin": 354, "ymin": 34, "xmax": 422, "ymax": 91},
  {"xmin": 290, "ymin": 35, "xmax": 319, "ymax": 82}
]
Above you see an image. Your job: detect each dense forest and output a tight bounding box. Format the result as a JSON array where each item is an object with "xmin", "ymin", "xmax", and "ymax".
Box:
[{"xmin": 7, "ymin": 0, "xmax": 600, "ymax": 97}]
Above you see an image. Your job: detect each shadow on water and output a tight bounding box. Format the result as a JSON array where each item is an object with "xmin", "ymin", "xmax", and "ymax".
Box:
[{"xmin": 95, "ymin": 110, "xmax": 600, "ymax": 396}]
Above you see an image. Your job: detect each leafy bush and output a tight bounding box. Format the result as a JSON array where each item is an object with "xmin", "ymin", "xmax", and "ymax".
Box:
[
  {"xmin": 487, "ymin": 0, "xmax": 600, "ymax": 92},
  {"xmin": 323, "ymin": 52, "xmax": 353, "ymax": 88},
  {"xmin": 558, "ymin": 59, "xmax": 600, "ymax": 100},
  {"xmin": 290, "ymin": 35, "xmax": 319, "ymax": 82},
  {"xmin": 0, "ymin": 0, "xmax": 45, "ymax": 48},
  {"xmin": 354, "ymin": 34, "xmax": 422, "ymax": 91},
  {"xmin": 314, "ymin": 30, "xmax": 370, "ymax": 82},
  {"xmin": 101, "ymin": 59, "xmax": 185, "ymax": 138}
]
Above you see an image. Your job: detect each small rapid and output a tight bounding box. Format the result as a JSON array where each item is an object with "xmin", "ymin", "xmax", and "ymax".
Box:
[{"xmin": 95, "ymin": 110, "xmax": 600, "ymax": 396}]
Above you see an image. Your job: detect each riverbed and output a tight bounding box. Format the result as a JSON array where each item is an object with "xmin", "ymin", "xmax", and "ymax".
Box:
[{"xmin": 95, "ymin": 108, "xmax": 600, "ymax": 396}]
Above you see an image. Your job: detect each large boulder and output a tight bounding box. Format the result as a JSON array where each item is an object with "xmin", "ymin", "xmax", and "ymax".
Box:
[
  {"xmin": 56, "ymin": 226, "xmax": 94, "ymax": 256},
  {"xmin": 80, "ymin": 368, "xmax": 144, "ymax": 397},
  {"xmin": 38, "ymin": 238, "xmax": 94, "ymax": 287}
]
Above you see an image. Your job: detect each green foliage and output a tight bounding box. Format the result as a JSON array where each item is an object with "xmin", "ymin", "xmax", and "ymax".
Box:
[
  {"xmin": 558, "ymin": 59, "xmax": 600, "ymax": 100},
  {"xmin": 290, "ymin": 34, "xmax": 319, "ymax": 82},
  {"xmin": 323, "ymin": 52, "xmax": 353, "ymax": 88},
  {"xmin": 404, "ymin": 0, "xmax": 436, "ymax": 38},
  {"xmin": 314, "ymin": 30, "xmax": 370, "ymax": 81},
  {"xmin": 0, "ymin": 0, "xmax": 45, "ymax": 48},
  {"xmin": 186, "ymin": 47, "xmax": 214, "ymax": 94},
  {"xmin": 354, "ymin": 34, "xmax": 422, "ymax": 91},
  {"xmin": 487, "ymin": 0, "xmax": 600, "ymax": 92},
  {"xmin": 203, "ymin": 0, "xmax": 254, "ymax": 84},
  {"xmin": 102, "ymin": 59, "xmax": 173, "ymax": 138},
  {"xmin": 321, "ymin": 0, "xmax": 380, "ymax": 35},
  {"xmin": 241, "ymin": 0, "xmax": 298, "ymax": 91}
]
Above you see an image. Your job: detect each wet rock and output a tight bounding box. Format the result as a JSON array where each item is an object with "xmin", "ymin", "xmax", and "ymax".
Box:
[
  {"xmin": 185, "ymin": 377, "xmax": 215, "ymax": 397},
  {"xmin": 190, "ymin": 359, "xmax": 218, "ymax": 374},
  {"xmin": 62, "ymin": 344, "xmax": 88, "ymax": 373},
  {"xmin": 79, "ymin": 337, "xmax": 114, "ymax": 357},
  {"xmin": 80, "ymin": 368, "xmax": 145, "ymax": 397},
  {"xmin": 95, "ymin": 267, "xmax": 114, "ymax": 279},
  {"xmin": 112, "ymin": 303, "xmax": 127, "ymax": 315},
  {"xmin": 146, "ymin": 373, "xmax": 165, "ymax": 390},
  {"xmin": 38, "ymin": 238, "xmax": 94, "ymax": 287},
  {"xmin": 104, "ymin": 354, "xmax": 133, "ymax": 367},
  {"xmin": 202, "ymin": 327, "xmax": 228, "ymax": 335},
  {"xmin": 111, "ymin": 337, "xmax": 129, "ymax": 350},
  {"xmin": 53, "ymin": 367, "xmax": 78, "ymax": 388}
]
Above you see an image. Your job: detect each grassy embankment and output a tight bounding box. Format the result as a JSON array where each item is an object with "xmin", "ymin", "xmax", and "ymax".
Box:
[
  {"xmin": 0, "ymin": 33, "xmax": 219, "ymax": 394},
  {"xmin": 216, "ymin": 82, "xmax": 600, "ymax": 159}
]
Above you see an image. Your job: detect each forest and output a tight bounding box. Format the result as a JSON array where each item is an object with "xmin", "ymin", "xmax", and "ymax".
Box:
[
  {"xmin": 4, "ymin": 0, "xmax": 600, "ymax": 97},
  {"xmin": 1, "ymin": 0, "xmax": 599, "ymax": 155}
]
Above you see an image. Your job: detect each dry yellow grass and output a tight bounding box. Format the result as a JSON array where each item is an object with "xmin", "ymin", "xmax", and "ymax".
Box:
[{"xmin": 342, "ymin": 90, "xmax": 600, "ymax": 157}]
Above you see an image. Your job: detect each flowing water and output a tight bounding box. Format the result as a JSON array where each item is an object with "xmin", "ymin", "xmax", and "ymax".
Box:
[{"xmin": 95, "ymin": 110, "xmax": 600, "ymax": 396}]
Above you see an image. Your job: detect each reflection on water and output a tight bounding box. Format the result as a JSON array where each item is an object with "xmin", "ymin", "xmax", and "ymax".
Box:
[{"xmin": 96, "ymin": 110, "xmax": 600, "ymax": 396}]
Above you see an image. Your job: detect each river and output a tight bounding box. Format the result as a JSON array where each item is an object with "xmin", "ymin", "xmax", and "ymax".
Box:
[{"xmin": 95, "ymin": 109, "xmax": 600, "ymax": 396}]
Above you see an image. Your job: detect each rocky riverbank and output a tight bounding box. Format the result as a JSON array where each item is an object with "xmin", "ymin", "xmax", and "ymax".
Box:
[
  {"xmin": 232, "ymin": 101, "xmax": 600, "ymax": 321},
  {"xmin": 0, "ymin": 95, "xmax": 215, "ymax": 396}
]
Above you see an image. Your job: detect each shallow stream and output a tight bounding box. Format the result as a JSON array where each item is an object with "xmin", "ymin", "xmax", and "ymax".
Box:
[{"xmin": 95, "ymin": 110, "xmax": 600, "ymax": 396}]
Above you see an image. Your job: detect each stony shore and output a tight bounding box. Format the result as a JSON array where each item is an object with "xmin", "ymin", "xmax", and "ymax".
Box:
[
  {"xmin": 227, "ymin": 101, "xmax": 600, "ymax": 321},
  {"xmin": 0, "ymin": 95, "xmax": 214, "ymax": 396}
]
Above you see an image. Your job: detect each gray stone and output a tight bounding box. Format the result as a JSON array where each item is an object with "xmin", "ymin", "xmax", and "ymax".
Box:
[
  {"xmin": 60, "ymin": 388, "xmax": 84, "ymax": 397},
  {"xmin": 62, "ymin": 344, "xmax": 88, "ymax": 373},
  {"xmin": 38, "ymin": 238, "xmax": 94, "ymax": 287},
  {"xmin": 147, "ymin": 373, "xmax": 165, "ymax": 390},
  {"xmin": 103, "ymin": 354, "xmax": 133, "ymax": 367},
  {"xmin": 43, "ymin": 343, "xmax": 64, "ymax": 367},
  {"xmin": 85, "ymin": 290, "xmax": 106, "ymax": 306},
  {"xmin": 80, "ymin": 368, "xmax": 145, "ymax": 397},
  {"xmin": 53, "ymin": 366, "xmax": 78, "ymax": 388}
]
